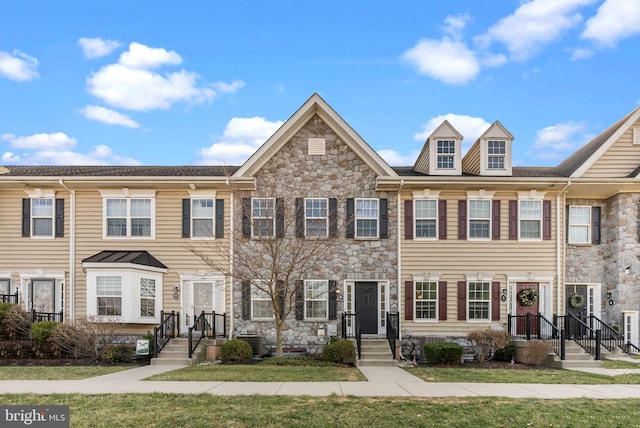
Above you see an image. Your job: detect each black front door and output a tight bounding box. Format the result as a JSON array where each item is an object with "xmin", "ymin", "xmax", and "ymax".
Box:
[
  {"xmin": 355, "ymin": 282, "xmax": 378, "ymax": 334},
  {"xmin": 566, "ymin": 285, "xmax": 588, "ymax": 338}
]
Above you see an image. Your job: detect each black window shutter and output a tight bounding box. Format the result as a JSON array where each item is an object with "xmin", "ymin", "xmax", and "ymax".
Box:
[
  {"xmin": 379, "ymin": 198, "xmax": 388, "ymax": 238},
  {"xmin": 346, "ymin": 198, "xmax": 355, "ymax": 238},
  {"xmin": 457, "ymin": 281, "xmax": 467, "ymax": 320},
  {"xmin": 295, "ymin": 198, "xmax": 304, "ymax": 238},
  {"xmin": 181, "ymin": 199, "xmax": 190, "ymax": 238},
  {"xmin": 509, "ymin": 200, "xmax": 518, "ymax": 240},
  {"xmin": 328, "ymin": 280, "xmax": 337, "ymax": 320},
  {"xmin": 438, "ymin": 281, "xmax": 447, "ymax": 320},
  {"xmin": 438, "ymin": 200, "xmax": 447, "ymax": 240},
  {"xmin": 458, "ymin": 200, "xmax": 467, "ymax": 240},
  {"xmin": 543, "ymin": 200, "xmax": 552, "ymax": 240},
  {"xmin": 242, "ymin": 280, "xmax": 251, "ymax": 320},
  {"xmin": 329, "ymin": 198, "xmax": 338, "ymax": 238},
  {"xmin": 295, "ymin": 280, "xmax": 304, "ymax": 320},
  {"xmin": 55, "ymin": 198, "xmax": 64, "ymax": 237},
  {"xmin": 276, "ymin": 198, "xmax": 285, "ymax": 238},
  {"xmin": 492, "ymin": 199, "xmax": 500, "ymax": 240},
  {"xmin": 215, "ymin": 199, "xmax": 225, "ymax": 238},
  {"xmin": 242, "ymin": 198, "xmax": 251, "ymax": 238},
  {"xmin": 404, "ymin": 200, "xmax": 413, "ymax": 240},
  {"xmin": 592, "ymin": 206, "xmax": 601, "ymax": 244},
  {"xmin": 565, "ymin": 205, "xmax": 570, "ymax": 243},
  {"xmin": 22, "ymin": 199, "xmax": 30, "ymax": 237},
  {"xmin": 491, "ymin": 281, "xmax": 501, "ymax": 321},
  {"xmin": 404, "ymin": 281, "xmax": 413, "ymax": 320},
  {"xmin": 277, "ymin": 280, "xmax": 285, "ymax": 319}
]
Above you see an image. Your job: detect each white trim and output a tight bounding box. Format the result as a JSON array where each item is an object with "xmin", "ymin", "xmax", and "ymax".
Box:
[
  {"xmin": 633, "ymin": 128, "xmax": 640, "ymax": 145},
  {"xmin": 102, "ymin": 194, "xmax": 156, "ymax": 239},
  {"xmin": 99, "ymin": 189, "xmax": 156, "ymax": 198},
  {"xmin": 354, "ymin": 198, "xmax": 380, "ymax": 239},
  {"xmin": 188, "ymin": 190, "xmax": 217, "ymax": 199},
  {"xmin": 567, "ymin": 205, "xmax": 591, "ymax": 244},
  {"xmin": 303, "ymin": 279, "xmax": 329, "ymax": 320},
  {"xmin": 413, "ymin": 198, "xmax": 438, "ymax": 240},
  {"xmin": 517, "ymin": 199, "xmax": 543, "ymax": 241},
  {"xmin": 413, "ymin": 279, "xmax": 438, "ymax": 322},
  {"xmin": 304, "ymin": 197, "xmax": 329, "ymax": 238},
  {"xmin": 412, "ymin": 189, "xmax": 441, "ymax": 199},
  {"xmin": 308, "ymin": 137, "xmax": 326, "ymax": 155},
  {"xmin": 82, "ymin": 262, "xmax": 167, "ymax": 274},
  {"xmin": 24, "ymin": 188, "xmax": 56, "ymax": 198},
  {"xmin": 623, "ymin": 311, "xmax": 639, "ymax": 347}
]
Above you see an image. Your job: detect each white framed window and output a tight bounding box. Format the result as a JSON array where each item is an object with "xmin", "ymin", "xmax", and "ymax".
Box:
[
  {"xmin": 251, "ymin": 281, "xmax": 274, "ymax": 319},
  {"xmin": 436, "ymin": 140, "xmax": 455, "ymax": 169},
  {"xmin": 414, "ymin": 199, "xmax": 437, "ymax": 239},
  {"xmin": 415, "ymin": 281, "xmax": 437, "ymax": 320},
  {"xmin": 97, "ymin": 276, "xmax": 122, "ymax": 316},
  {"xmin": 101, "ymin": 190, "xmax": 155, "ymax": 239},
  {"xmin": 469, "ymin": 199, "xmax": 491, "ymax": 239},
  {"xmin": 192, "ymin": 199, "xmax": 214, "ymax": 237},
  {"xmin": 139, "ymin": 278, "xmax": 156, "ymax": 318},
  {"xmin": 304, "ymin": 279, "xmax": 328, "ymax": 320},
  {"xmin": 468, "ymin": 281, "xmax": 490, "ymax": 320},
  {"xmin": 519, "ymin": 200, "xmax": 542, "ymax": 239},
  {"xmin": 355, "ymin": 198, "xmax": 379, "ymax": 238},
  {"xmin": 31, "ymin": 199, "xmax": 54, "ymax": 237},
  {"xmin": 487, "ymin": 140, "xmax": 505, "ymax": 169},
  {"xmin": 305, "ymin": 198, "xmax": 328, "ymax": 237},
  {"xmin": 0, "ymin": 278, "xmax": 10, "ymax": 296},
  {"xmin": 568, "ymin": 206, "xmax": 591, "ymax": 244},
  {"xmin": 252, "ymin": 198, "xmax": 275, "ymax": 238}
]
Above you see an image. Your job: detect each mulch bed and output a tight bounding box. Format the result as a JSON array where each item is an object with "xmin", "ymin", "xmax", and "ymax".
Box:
[{"xmin": 427, "ymin": 360, "xmax": 558, "ymax": 370}]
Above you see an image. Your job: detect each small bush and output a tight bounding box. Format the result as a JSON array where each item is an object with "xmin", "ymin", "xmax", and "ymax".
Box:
[
  {"xmin": 49, "ymin": 323, "xmax": 97, "ymax": 359},
  {"xmin": 2, "ymin": 305, "xmax": 31, "ymax": 340},
  {"xmin": 424, "ymin": 342, "xmax": 464, "ymax": 365},
  {"xmin": 31, "ymin": 321, "xmax": 59, "ymax": 355},
  {"xmin": 519, "ymin": 340, "xmax": 553, "ymax": 365},
  {"xmin": 322, "ymin": 339, "xmax": 355, "ymax": 364},
  {"xmin": 467, "ymin": 329, "xmax": 511, "ymax": 362},
  {"xmin": 0, "ymin": 302, "xmax": 13, "ymax": 321},
  {"xmin": 101, "ymin": 344, "xmax": 133, "ymax": 363},
  {"xmin": 493, "ymin": 341, "xmax": 517, "ymax": 362},
  {"xmin": 220, "ymin": 339, "xmax": 253, "ymax": 363}
]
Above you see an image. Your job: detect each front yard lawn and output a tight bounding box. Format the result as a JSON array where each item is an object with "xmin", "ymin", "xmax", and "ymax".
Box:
[{"xmin": 0, "ymin": 366, "xmax": 132, "ymax": 380}]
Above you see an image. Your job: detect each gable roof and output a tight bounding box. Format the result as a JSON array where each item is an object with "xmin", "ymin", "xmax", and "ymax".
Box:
[
  {"xmin": 556, "ymin": 106, "xmax": 640, "ymax": 178},
  {"xmin": 233, "ymin": 93, "xmax": 398, "ymax": 178},
  {"xmin": 0, "ymin": 165, "xmax": 238, "ymax": 177},
  {"xmin": 82, "ymin": 250, "xmax": 168, "ymax": 270},
  {"xmin": 413, "ymin": 120, "xmax": 463, "ymax": 173}
]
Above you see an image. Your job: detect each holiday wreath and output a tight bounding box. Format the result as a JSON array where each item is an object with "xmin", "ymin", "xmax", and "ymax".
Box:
[
  {"xmin": 569, "ymin": 293, "xmax": 584, "ymax": 308},
  {"xmin": 518, "ymin": 287, "xmax": 538, "ymax": 307}
]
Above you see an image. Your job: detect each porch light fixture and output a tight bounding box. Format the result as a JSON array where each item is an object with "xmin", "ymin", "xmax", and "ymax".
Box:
[{"xmin": 625, "ymin": 266, "xmax": 631, "ymax": 275}]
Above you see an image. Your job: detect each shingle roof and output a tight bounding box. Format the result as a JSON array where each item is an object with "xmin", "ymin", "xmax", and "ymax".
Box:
[
  {"xmin": 82, "ymin": 250, "xmax": 167, "ymax": 269},
  {"xmin": 0, "ymin": 165, "xmax": 239, "ymax": 177},
  {"xmin": 392, "ymin": 166, "xmax": 562, "ymax": 177}
]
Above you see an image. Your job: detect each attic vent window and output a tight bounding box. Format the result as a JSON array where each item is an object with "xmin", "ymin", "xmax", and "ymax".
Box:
[
  {"xmin": 308, "ymin": 138, "xmax": 325, "ymax": 155},
  {"xmin": 633, "ymin": 128, "xmax": 640, "ymax": 145}
]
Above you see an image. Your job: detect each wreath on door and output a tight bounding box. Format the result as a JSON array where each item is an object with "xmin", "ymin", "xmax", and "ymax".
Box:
[
  {"xmin": 518, "ymin": 288, "xmax": 538, "ymax": 307},
  {"xmin": 569, "ymin": 294, "xmax": 585, "ymax": 308}
]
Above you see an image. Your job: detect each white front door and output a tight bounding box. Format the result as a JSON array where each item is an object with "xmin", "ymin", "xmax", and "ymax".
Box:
[{"xmin": 181, "ymin": 277, "xmax": 225, "ymax": 334}]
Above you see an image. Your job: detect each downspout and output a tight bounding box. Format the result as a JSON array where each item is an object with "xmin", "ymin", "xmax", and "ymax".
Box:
[
  {"xmin": 59, "ymin": 179, "xmax": 75, "ymax": 323},
  {"xmin": 397, "ymin": 180, "xmax": 403, "ymax": 341},
  {"xmin": 227, "ymin": 179, "xmax": 234, "ymax": 338},
  {"xmin": 557, "ymin": 180, "xmax": 571, "ymax": 316}
]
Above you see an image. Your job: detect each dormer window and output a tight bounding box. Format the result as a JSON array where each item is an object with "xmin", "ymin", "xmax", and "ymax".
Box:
[
  {"xmin": 437, "ymin": 140, "xmax": 455, "ymax": 169},
  {"xmin": 487, "ymin": 141, "xmax": 506, "ymax": 169}
]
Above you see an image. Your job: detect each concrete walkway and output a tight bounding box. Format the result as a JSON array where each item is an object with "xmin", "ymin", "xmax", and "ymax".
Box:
[{"xmin": 3, "ymin": 364, "xmax": 640, "ymax": 398}]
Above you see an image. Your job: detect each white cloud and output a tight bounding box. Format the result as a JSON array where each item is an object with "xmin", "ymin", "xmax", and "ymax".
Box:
[
  {"xmin": 78, "ymin": 37, "xmax": 122, "ymax": 59},
  {"xmin": 118, "ymin": 42, "xmax": 182, "ymax": 69},
  {"xmin": 402, "ymin": 38, "xmax": 479, "ymax": 85},
  {"xmin": 476, "ymin": 0, "xmax": 596, "ymax": 61},
  {"xmin": 377, "ymin": 149, "xmax": 420, "ymax": 166},
  {"xmin": 80, "ymin": 105, "xmax": 140, "ymax": 128},
  {"xmin": 2, "ymin": 152, "xmax": 20, "ymax": 163},
  {"xmin": 86, "ymin": 42, "xmax": 241, "ymax": 111},
  {"xmin": 529, "ymin": 121, "xmax": 591, "ymax": 161},
  {"xmin": 414, "ymin": 114, "xmax": 491, "ymax": 152},
  {"xmin": 2, "ymin": 132, "xmax": 76, "ymax": 149},
  {"xmin": 443, "ymin": 14, "xmax": 471, "ymax": 38},
  {"xmin": 0, "ymin": 50, "xmax": 39, "ymax": 81},
  {"xmin": 570, "ymin": 48, "xmax": 594, "ymax": 60},
  {"xmin": 199, "ymin": 117, "xmax": 284, "ymax": 165},
  {"xmin": 582, "ymin": 0, "xmax": 640, "ymax": 47}
]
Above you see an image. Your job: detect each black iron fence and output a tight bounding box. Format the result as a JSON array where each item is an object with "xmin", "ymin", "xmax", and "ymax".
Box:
[
  {"xmin": 188, "ymin": 311, "xmax": 227, "ymax": 358},
  {"xmin": 31, "ymin": 310, "xmax": 63, "ymax": 323},
  {"xmin": 386, "ymin": 312, "xmax": 399, "ymax": 359},
  {"xmin": 508, "ymin": 313, "xmax": 564, "ymax": 359},
  {"xmin": 0, "ymin": 291, "xmax": 18, "ymax": 304},
  {"xmin": 587, "ymin": 314, "xmax": 624, "ymax": 352},
  {"xmin": 153, "ymin": 310, "xmax": 180, "ymax": 358},
  {"xmin": 341, "ymin": 312, "xmax": 361, "ymax": 359}
]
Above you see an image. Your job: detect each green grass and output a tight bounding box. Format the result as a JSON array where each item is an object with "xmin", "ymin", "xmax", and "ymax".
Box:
[
  {"xmin": 1, "ymin": 394, "xmax": 639, "ymax": 427},
  {"xmin": 0, "ymin": 366, "xmax": 131, "ymax": 380},
  {"xmin": 603, "ymin": 359, "xmax": 640, "ymax": 369},
  {"xmin": 405, "ymin": 366, "xmax": 640, "ymax": 384}
]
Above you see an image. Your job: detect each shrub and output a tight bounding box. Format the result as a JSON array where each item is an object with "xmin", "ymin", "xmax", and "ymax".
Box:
[
  {"xmin": 492, "ymin": 341, "xmax": 517, "ymax": 362},
  {"xmin": 424, "ymin": 342, "xmax": 464, "ymax": 365},
  {"xmin": 2, "ymin": 305, "xmax": 31, "ymax": 340},
  {"xmin": 101, "ymin": 344, "xmax": 133, "ymax": 363},
  {"xmin": 259, "ymin": 357, "xmax": 334, "ymax": 367},
  {"xmin": 0, "ymin": 302, "xmax": 13, "ymax": 321},
  {"xmin": 49, "ymin": 323, "xmax": 97, "ymax": 359},
  {"xmin": 519, "ymin": 340, "xmax": 553, "ymax": 365},
  {"xmin": 31, "ymin": 321, "xmax": 59, "ymax": 355},
  {"xmin": 220, "ymin": 339, "xmax": 253, "ymax": 363},
  {"xmin": 322, "ymin": 339, "xmax": 355, "ymax": 364},
  {"xmin": 467, "ymin": 329, "xmax": 512, "ymax": 362}
]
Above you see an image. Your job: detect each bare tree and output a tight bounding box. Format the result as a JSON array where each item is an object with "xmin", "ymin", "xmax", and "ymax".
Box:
[{"xmin": 190, "ymin": 191, "xmax": 341, "ymax": 357}]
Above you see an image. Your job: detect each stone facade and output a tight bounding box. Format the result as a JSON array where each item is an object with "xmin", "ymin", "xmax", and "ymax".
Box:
[{"xmin": 232, "ymin": 114, "xmax": 398, "ymax": 352}]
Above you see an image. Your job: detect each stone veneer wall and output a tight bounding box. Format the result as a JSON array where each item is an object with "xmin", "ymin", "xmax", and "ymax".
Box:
[
  {"xmin": 566, "ymin": 194, "xmax": 640, "ymax": 327},
  {"xmin": 232, "ymin": 114, "xmax": 398, "ymax": 352}
]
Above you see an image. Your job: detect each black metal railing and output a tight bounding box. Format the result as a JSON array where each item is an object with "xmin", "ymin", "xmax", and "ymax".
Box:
[
  {"xmin": 341, "ymin": 312, "xmax": 361, "ymax": 359},
  {"xmin": 386, "ymin": 312, "xmax": 399, "ymax": 359},
  {"xmin": 558, "ymin": 314, "xmax": 601, "ymax": 360},
  {"xmin": 508, "ymin": 313, "xmax": 564, "ymax": 360},
  {"xmin": 153, "ymin": 310, "xmax": 180, "ymax": 358},
  {"xmin": 31, "ymin": 310, "xmax": 63, "ymax": 323},
  {"xmin": 626, "ymin": 342, "xmax": 640, "ymax": 354},
  {"xmin": 188, "ymin": 311, "xmax": 227, "ymax": 358},
  {"xmin": 588, "ymin": 315, "xmax": 624, "ymax": 352},
  {"xmin": 0, "ymin": 291, "xmax": 18, "ymax": 304}
]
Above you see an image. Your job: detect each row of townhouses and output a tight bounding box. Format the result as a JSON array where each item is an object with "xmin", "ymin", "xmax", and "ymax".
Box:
[{"xmin": 2, "ymin": 93, "xmax": 640, "ymax": 355}]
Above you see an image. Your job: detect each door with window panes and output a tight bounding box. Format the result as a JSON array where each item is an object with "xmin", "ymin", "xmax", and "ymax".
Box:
[{"xmin": 182, "ymin": 279, "xmax": 225, "ymax": 335}]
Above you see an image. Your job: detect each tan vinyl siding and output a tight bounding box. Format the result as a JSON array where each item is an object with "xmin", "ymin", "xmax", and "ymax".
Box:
[
  {"xmin": 583, "ymin": 118, "xmax": 640, "ymax": 178},
  {"xmin": 414, "ymin": 142, "xmax": 431, "ymax": 175},
  {"xmin": 400, "ymin": 191, "xmax": 558, "ymax": 337},
  {"xmin": 461, "ymin": 142, "xmax": 481, "ymax": 175}
]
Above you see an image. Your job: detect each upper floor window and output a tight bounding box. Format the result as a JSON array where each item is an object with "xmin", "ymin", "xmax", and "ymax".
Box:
[
  {"xmin": 31, "ymin": 199, "xmax": 54, "ymax": 237},
  {"xmin": 568, "ymin": 206, "xmax": 591, "ymax": 244},
  {"xmin": 468, "ymin": 281, "xmax": 490, "ymax": 320},
  {"xmin": 415, "ymin": 281, "xmax": 437, "ymax": 320},
  {"xmin": 436, "ymin": 140, "xmax": 455, "ymax": 169},
  {"xmin": 101, "ymin": 190, "xmax": 155, "ymax": 239},
  {"xmin": 487, "ymin": 140, "xmax": 505, "ymax": 169},
  {"xmin": 519, "ymin": 200, "xmax": 542, "ymax": 239},
  {"xmin": 305, "ymin": 198, "xmax": 328, "ymax": 237},
  {"xmin": 192, "ymin": 199, "xmax": 214, "ymax": 237},
  {"xmin": 22, "ymin": 190, "xmax": 64, "ymax": 238},
  {"xmin": 356, "ymin": 198, "xmax": 379, "ymax": 238},
  {"xmin": 469, "ymin": 199, "xmax": 491, "ymax": 239},
  {"xmin": 304, "ymin": 279, "xmax": 328, "ymax": 319},
  {"xmin": 252, "ymin": 198, "xmax": 275, "ymax": 238},
  {"xmin": 414, "ymin": 199, "xmax": 437, "ymax": 239}
]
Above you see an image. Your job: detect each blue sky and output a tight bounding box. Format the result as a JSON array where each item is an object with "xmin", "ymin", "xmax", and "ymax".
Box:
[{"xmin": 1, "ymin": 0, "xmax": 639, "ymax": 167}]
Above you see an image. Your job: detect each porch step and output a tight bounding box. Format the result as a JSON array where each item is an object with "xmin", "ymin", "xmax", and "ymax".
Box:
[
  {"xmin": 150, "ymin": 338, "xmax": 193, "ymax": 366},
  {"xmin": 548, "ymin": 340, "xmax": 604, "ymax": 369},
  {"xmin": 356, "ymin": 338, "xmax": 397, "ymax": 368}
]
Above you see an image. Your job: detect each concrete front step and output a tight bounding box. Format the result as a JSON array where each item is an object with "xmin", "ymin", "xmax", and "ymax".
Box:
[
  {"xmin": 151, "ymin": 338, "xmax": 193, "ymax": 366},
  {"xmin": 357, "ymin": 338, "xmax": 397, "ymax": 367},
  {"xmin": 151, "ymin": 357, "xmax": 192, "ymax": 366},
  {"xmin": 357, "ymin": 359, "xmax": 398, "ymax": 367}
]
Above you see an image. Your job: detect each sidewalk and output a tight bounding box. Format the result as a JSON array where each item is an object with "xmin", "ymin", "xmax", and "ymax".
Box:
[{"xmin": 2, "ymin": 364, "xmax": 640, "ymax": 398}]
